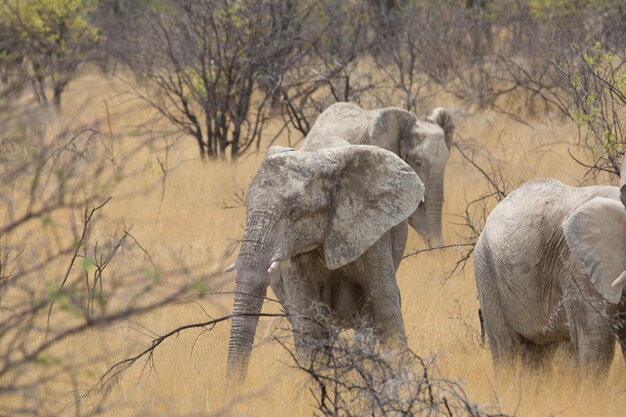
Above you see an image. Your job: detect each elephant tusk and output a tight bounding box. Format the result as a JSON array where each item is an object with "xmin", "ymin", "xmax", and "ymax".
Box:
[
  {"xmin": 267, "ymin": 260, "xmax": 280, "ymax": 274},
  {"xmin": 612, "ymin": 270, "xmax": 626, "ymax": 288},
  {"xmin": 223, "ymin": 263, "xmax": 237, "ymax": 273}
]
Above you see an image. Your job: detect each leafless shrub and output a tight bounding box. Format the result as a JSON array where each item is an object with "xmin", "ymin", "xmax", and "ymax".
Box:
[
  {"xmin": 87, "ymin": 1, "xmax": 626, "ymax": 164},
  {"xmin": 277, "ymin": 0, "xmax": 376, "ymax": 140},
  {"xmin": 278, "ymin": 325, "xmax": 511, "ymax": 417},
  {"xmin": 370, "ymin": 1, "xmax": 441, "ymax": 114},
  {"xmin": 88, "ymin": 305, "xmax": 507, "ymax": 417},
  {"xmin": 0, "ymin": 99, "xmax": 203, "ymax": 416},
  {"xmin": 92, "ymin": 309, "xmax": 286, "ymax": 397},
  {"xmin": 452, "ymin": 142, "xmax": 512, "ymax": 266},
  {"xmin": 375, "ymin": 1, "xmax": 496, "ymax": 109},
  {"xmin": 122, "ymin": 0, "xmax": 311, "ymax": 159}
]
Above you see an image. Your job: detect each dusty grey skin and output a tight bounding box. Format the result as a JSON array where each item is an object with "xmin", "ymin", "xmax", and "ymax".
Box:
[
  {"xmin": 226, "ymin": 137, "xmax": 425, "ymax": 383},
  {"xmin": 303, "ymin": 103, "xmax": 454, "ymax": 246},
  {"xmin": 475, "ymin": 163, "xmax": 626, "ymax": 376}
]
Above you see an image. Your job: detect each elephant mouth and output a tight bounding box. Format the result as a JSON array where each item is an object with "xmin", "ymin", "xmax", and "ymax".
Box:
[{"xmin": 225, "ymin": 255, "xmax": 285, "ymax": 275}]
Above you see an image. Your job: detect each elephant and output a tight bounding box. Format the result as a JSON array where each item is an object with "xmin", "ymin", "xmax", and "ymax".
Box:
[
  {"xmin": 226, "ymin": 136, "xmax": 425, "ymax": 383},
  {"xmin": 474, "ymin": 164, "xmax": 626, "ymax": 376},
  {"xmin": 303, "ymin": 103, "xmax": 454, "ymax": 246}
]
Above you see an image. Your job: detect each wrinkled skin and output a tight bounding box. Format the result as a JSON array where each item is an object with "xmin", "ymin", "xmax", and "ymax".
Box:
[
  {"xmin": 226, "ymin": 137, "xmax": 425, "ymax": 383},
  {"xmin": 303, "ymin": 103, "xmax": 454, "ymax": 246},
  {"xmin": 475, "ymin": 174, "xmax": 626, "ymax": 377}
]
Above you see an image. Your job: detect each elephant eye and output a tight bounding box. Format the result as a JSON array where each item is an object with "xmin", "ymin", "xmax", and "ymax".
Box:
[{"xmin": 288, "ymin": 206, "xmax": 301, "ymax": 220}]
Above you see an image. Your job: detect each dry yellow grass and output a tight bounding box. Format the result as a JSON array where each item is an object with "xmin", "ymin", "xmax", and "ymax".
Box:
[{"xmin": 11, "ymin": 72, "xmax": 626, "ymax": 416}]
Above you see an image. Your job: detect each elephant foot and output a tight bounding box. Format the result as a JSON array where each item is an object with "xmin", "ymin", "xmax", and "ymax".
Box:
[{"xmin": 519, "ymin": 338, "xmax": 557, "ymax": 372}]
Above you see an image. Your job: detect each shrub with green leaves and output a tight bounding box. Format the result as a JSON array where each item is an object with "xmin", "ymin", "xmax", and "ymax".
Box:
[
  {"xmin": 0, "ymin": 0, "xmax": 100, "ymax": 107},
  {"xmin": 566, "ymin": 40, "xmax": 626, "ymax": 175}
]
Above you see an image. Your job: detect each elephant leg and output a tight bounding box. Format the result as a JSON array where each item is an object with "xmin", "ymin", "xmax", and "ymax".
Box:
[
  {"xmin": 289, "ymin": 299, "xmax": 331, "ymax": 363},
  {"xmin": 356, "ymin": 234, "xmax": 407, "ymax": 347},
  {"xmin": 368, "ymin": 280, "xmax": 406, "ymax": 348},
  {"xmin": 566, "ymin": 300, "xmax": 615, "ymax": 377},
  {"xmin": 474, "ymin": 246, "xmax": 518, "ymax": 367},
  {"xmin": 292, "ymin": 317, "xmax": 332, "ymax": 363},
  {"xmin": 282, "ymin": 254, "xmax": 331, "ymax": 363},
  {"xmin": 389, "ymin": 221, "xmax": 408, "ymax": 271},
  {"xmin": 519, "ymin": 338, "xmax": 557, "ymax": 371},
  {"xmin": 329, "ymin": 279, "xmax": 364, "ymax": 323},
  {"xmin": 482, "ymin": 301, "xmax": 519, "ymax": 367}
]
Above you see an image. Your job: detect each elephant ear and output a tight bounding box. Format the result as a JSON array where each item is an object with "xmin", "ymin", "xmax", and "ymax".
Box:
[
  {"xmin": 369, "ymin": 107, "xmax": 417, "ymax": 154},
  {"xmin": 321, "ymin": 145, "xmax": 424, "ymax": 269},
  {"xmin": 563, "ymin": 197, "xmax": 626, "ymax": 304},
  {"xmin": 426, "ymin": 107, "xmax": 455, "ymax": 150}
]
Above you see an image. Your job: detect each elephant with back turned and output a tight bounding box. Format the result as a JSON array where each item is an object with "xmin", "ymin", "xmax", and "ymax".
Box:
[
  {"xmin": 475, "ymin": 159, "xmax": 626, "ymax": 376},
  {"xmin": 303, "ymin": 103, "xmax": 455, "ymax": 246},
  {"xmin": 226, "ymin": 135, "xmax": 425, "ymax": 383}
]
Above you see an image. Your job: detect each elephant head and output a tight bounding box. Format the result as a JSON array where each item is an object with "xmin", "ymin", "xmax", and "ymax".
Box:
[
  {"xmin": 402, "ymin": 107, "xmax": 454, "ymax": 246},
  {"xmin": 305, "ymin": 103, "xmax": 454, "ymax": 246},
  {"xmin": 564, "ymin": 157, "xmax": 626, "ymax": 304},
  {"xmin": 358, "ymin": 105, "xmax": 454, "ymax": 246},
  {"xmin": 563, "ymin": 196, "xmax": 626, "ymax": 304},
  {"xmin": 225, "ymin": 140, "xmax": 424, "ymax": 383}
]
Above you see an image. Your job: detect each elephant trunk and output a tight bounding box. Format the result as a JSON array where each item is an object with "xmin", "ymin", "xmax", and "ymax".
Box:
[
  {"xmin": 226, "ymin": 268, "xmax": 267, "ymax": 383},
  {"xmin": 425, "ymin": 170, "xmax": 445, "ymax": 246},
  {"xmin": 226, "ymin": 212, "xmax": 276, "ymax": 383}
]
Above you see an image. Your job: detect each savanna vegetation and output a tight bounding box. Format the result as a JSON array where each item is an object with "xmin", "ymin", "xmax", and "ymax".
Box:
[{"xmin": 1, "ymin": 0, "xmax": 625, "ymax": 416}]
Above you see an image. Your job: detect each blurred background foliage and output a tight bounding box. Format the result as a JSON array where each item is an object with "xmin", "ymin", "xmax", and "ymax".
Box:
[{"xmin": 1, "ymin": 0, "xmax": 624, "ymax": 164}]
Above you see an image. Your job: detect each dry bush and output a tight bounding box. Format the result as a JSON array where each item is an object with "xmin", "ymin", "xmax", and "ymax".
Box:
[
  {"xmin": 0, "ymin": 0, "xmax": 100, "ymax": 108},
  {"xmin": 89, "ymin": 0, "xmax": 626, "ymax": 173},
  {"xmin": 275, "ymin": 0, "xmax": 377, "ymax": 139},
  {"xmin": 0, "ymin": 90, "xmax": 218, "ymax": 416},
  {"xmin": 116, "ymin": 0, "xmax": 313, "ymax": 159},
  {"xmin": 279, "ymin": 324, "xmax": 510, "ymax": 417}
]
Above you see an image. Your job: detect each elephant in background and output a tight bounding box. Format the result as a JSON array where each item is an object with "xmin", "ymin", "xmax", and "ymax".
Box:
[
  {"xmin": 226, "ymin": 136, "xmax": 424, "ymax": 383},
  {"xmin": 303, "ymin": 103, "xmax": 454, "ymax": 246},
  {"xmin": 474, "ymin": 161, "xmax": 626, "ymax": 376}
]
